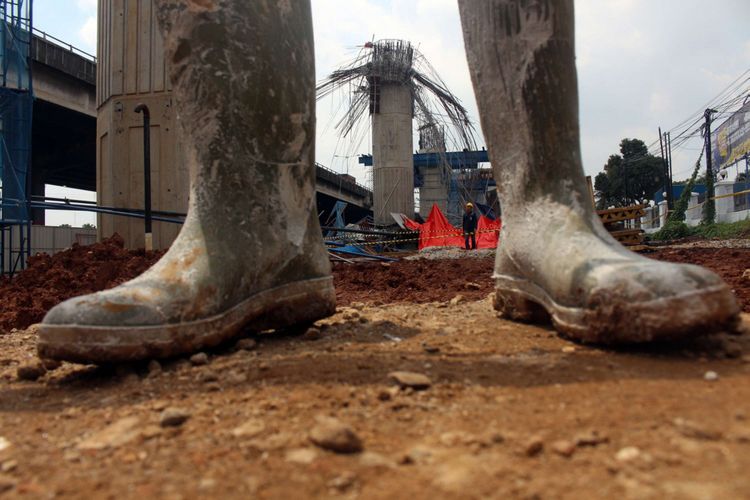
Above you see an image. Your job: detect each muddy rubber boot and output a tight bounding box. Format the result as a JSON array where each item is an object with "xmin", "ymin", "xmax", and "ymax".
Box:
[
  {"xmin": 459, "ymin": 0, "xmax": 739, "ymax": 343},
  {"xmin": 37, "ymin": 1, "xmax": 336, "ymax": 363}
]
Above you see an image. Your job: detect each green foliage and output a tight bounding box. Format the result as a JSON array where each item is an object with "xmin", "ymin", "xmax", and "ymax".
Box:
[
  {"xmin": 668, "ymin": 150, "xmax": 703, "ymax": 223},
  {"xmin": 58, "ymin": 224, "xmax": 71, "ymax": 228},
  {"xmin": 82, "ymin": 223, "xmax": 96, "ymax": 229},
  {"xmin": 594, "ymin": 138, "xmax": 665, "ymax": 209},
  {"xmin": 649, "ymin": 218, "xmax": 750, "ymax": 242}
]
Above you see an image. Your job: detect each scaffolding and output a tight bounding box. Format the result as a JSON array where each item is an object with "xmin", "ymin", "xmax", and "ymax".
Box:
[{"xmin": 0, "ymin": 0, "xmax": 33, "ymax": 275}]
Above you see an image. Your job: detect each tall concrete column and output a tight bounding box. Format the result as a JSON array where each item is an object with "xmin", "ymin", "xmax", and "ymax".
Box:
[
  {"xmin": 96, "ymin": 0, "xmax": 187, "ymax": 249},
  {"xmin": 372, "ymin": 84, "xmax": 414, "ymax": 225},
  {"xmin": 418, "ymin": 166, "xmax": 447, "ymax": 217}
]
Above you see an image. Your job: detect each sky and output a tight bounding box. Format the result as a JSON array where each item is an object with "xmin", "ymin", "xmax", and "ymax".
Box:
[{"xmin": 33, "ymin": 0, "xmax": 750, "ymax": 225}]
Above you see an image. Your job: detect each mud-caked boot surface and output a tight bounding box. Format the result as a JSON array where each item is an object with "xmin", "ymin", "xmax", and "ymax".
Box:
[
  {"xmin": 459, "ymin": 0, "xmax": 739, "ymax": 343},
  {"xmin": 38, "ymin": 1, "xmax": 336, "ymax": 363}
]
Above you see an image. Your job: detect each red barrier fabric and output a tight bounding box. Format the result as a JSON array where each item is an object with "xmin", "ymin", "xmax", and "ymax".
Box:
[{"xmin": 404, "ymin": 204, "xmax": 500, "ymax": 250}]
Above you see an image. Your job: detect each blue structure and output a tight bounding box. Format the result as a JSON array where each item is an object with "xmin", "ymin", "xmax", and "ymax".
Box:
[
  {"xmin": 358, "ymin": 149, "xmax": 490, "ymax": 170},
  {"xmin": 0, "ymin": 0, "xmax": 34, "ymax": 275}
]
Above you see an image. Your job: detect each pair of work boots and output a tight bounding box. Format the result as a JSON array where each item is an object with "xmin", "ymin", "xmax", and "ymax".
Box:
[{"xmin": 38, "ymin": 0, "xmax": 739, "ymax": 364}]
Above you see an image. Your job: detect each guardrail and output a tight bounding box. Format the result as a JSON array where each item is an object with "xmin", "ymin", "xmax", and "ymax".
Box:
[
  {"xmin": 32, "ymin": 27, "xmax": 96, "ymax": 62},
  {"xmin": 315, "ymin": 163, "xmax": 372, "ymax": 199}
]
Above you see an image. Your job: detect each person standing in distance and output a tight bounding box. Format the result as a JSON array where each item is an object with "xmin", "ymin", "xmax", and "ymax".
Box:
[{"xmin": 463, "ymin": 202, "xmax": 478, "ymax": 250}]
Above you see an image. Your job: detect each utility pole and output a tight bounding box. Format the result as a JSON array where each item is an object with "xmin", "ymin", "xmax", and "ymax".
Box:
[
  {"xmin": 702, "ymin": 108, "xmax": 716, "ymax": 225},
  {"xmin": 658, "ymin": 127, "xmax": 669, "ymax": 209},
  {"xmin": 666, "ymin": 131, "xmax": 674, "ymax": 210}
]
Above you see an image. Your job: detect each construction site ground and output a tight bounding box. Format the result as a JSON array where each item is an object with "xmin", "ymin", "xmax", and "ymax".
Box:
[{"xmin": 1, "ymin": 238, "xmax": 750, "ymax": 498}]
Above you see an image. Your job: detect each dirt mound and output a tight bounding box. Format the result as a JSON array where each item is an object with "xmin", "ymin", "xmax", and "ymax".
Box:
[
  {"xmin": 333, "ymin": 256, "xmax": 494, "ymax": 306},
  {"xmin": 647, "ymin": 246, "xmax": 750, "ymax": 312},
  {"xmin": 0, "ymin": 234, "xmax": 163, "ymax": 332}
]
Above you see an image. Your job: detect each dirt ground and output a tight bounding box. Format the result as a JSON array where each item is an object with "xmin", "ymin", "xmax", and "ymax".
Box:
[{"xmin": 1, "ymin": 242, "xmax": 750, "ymax": 498}]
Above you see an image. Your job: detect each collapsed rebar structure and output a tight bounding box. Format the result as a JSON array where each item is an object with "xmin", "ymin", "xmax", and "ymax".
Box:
[{"xmin": 317, "ymin": 39, "xmax": 480, "ymax": 226}]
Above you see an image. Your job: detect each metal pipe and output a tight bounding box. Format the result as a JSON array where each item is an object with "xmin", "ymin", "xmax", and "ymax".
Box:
[{"xmin": 134, "ymin": 104, "xmax": 153, "ymax": 250}]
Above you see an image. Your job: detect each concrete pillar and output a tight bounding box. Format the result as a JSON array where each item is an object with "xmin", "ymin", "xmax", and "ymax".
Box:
[
  {"xmin": 658, "ymin": 201, "xmax": 668, "ymax": 227},
  {"xmin": 418, "ymin": 166, "xmax": 447, "ymax": 217},
  {"xmin": 96, "ymin": 0, "xmax": 188, "ymax": 249},
  {"xmin": 714, "ymin": 180, "xmax": 735, "ymax": 216},
  {"xmin": 372, "ymin": 84, "xmax": 414, "ymax": 225}
]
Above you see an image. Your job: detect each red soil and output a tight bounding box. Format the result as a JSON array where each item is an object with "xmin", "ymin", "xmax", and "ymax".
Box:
[
  {"xmin": 0, "ymin": 234, "xmax": 163, "ymax": 332},
  {"xmin": 0, "ymin": 241, "xmax": 747, "ymax": 332}
]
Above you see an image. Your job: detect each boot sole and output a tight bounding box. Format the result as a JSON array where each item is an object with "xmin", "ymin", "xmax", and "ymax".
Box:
[
  {"xmin": 37, "ymin": 277, "xmax": 337, "ymax": 364},
  {"xmin": 494, "ymin": 274, "xmax": 740, "ymax": 344}
]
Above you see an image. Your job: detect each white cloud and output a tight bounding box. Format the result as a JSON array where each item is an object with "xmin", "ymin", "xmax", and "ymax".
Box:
[{"xmin": 78, "ymin": 15, "xmax": 97, "ymax": 51}]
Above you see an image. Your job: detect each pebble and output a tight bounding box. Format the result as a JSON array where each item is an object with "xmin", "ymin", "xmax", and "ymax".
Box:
[
  {"xmin": 615, "ymin": 446, "xmax": 641, "ymax": 462},
  {"xmin": 561, "ymin": 346, "xmax": 576, "ymax": 354},
  {"xmin": 147, "ymin": 360, "xmax": 162, "ymax": 376},
  {"xmin": 523, "ymin": 436, "xmax": 544, "ymax": 457},
  {"xmin": 159, "ymin": 407, "xmax": 191, "ymax": 427},
  {"xmin": 328, "ymin": 472, "xmax": 357, "ymax": 492},
  {"xmin": 40, "ymin": 358, "xmax": 62, "ymax": 371},
  {"xmin": 1, "ymin": 460, "xmax": 17, "ymax": 473},
  {"xmin": 388, "ymin": 371, "xmax": 432, "ymax": 390},
  {"xmin": 0, "ymin": 474, "xmax": 17, "ymax": 493},
  {"xmin": 309, "ymin": 416, "xmax": 363, "ymax": 454},
  {"xmin": 190, "ymin": 352, "xmax": 209, "ymax": 366},
  {"xmin": 742, "ymin": 268, "xmax": 750, "ymax": 281},
  {"xmin": 574, "ymin": 430, "xmax": 609, "ymax": 447},
  {"xmin": 704, "ymin": 371, "xmax": 719, "ymax": 381},
  {"xmin": 672, "ymin": 418, "xmax": 722, "ymax": 441},
  {"xmin": 16, "ymin": 362, "xmax": 45, "ymax": 381},
  {"xmin": 235, "ymin": 338, "xmax": 258, "ymax": 351},
  {"xmin": 551, "ymin": 439, "xmax": 576, "ymax": 457},
  {"xmin": 359, "ymin": 451, "xmax": 396, "ymax": 468},
  {"xmin": 231, "ymin": 419, "xmax": 266, "ymax": 438},
  {"xmin": 422, "ymin": 343, "xmax": 440, "ymax": 354},
  {"xmin": 285, "ymin": 448, "xmax": 318, "ymax": 465},
  {"xmin": 0, "ymin": 437, "xmax": 9, "ymax": 452},
  {"xmin": 302, "ymin": 327, "xmax": 322, "ymax": 341},
  {"xmin": 197, "ymin": 371, "xmax": 219, "ymax": 383},
  {"xmin": 449, "ymin": 295, "xmax": 465, "ymax": 306},
  {"xmin": 464, "ymin": 282, "xmax": 481, "ymax": 290},
  {"xmin": 77, "ymin": 416, "xmax": 141, "ymax": 450}
]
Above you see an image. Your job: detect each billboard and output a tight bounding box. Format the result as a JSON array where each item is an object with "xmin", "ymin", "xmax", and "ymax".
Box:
[{"xmin": 713, "ymin": 100, "xmax": 750, "ymax": 172}]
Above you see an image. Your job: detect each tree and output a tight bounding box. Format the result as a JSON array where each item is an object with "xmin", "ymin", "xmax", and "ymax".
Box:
[
  {"xmin": 594, "ymin": 138, "xmax": 666, "ymax": 209},
  {"xmin": 59, "ymin": 224, "xmax": 71, "ymax": 228},
  {"xmin": 82, "ymin": 223, "xmax": 96, "ymax": 229}
]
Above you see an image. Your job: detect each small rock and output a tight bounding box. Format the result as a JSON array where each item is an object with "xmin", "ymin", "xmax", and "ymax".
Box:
[
  {"xmin": 524, "ymin": 436, "xmax": 544, "ymax": 457},
  {"xmin": 0, "ymin": 460, "xmax": 17, "ymax": 473},
  {"xmin": 147, "ymin": 360, "xmax": 162, "ymax": 375},
  {"xmin": 551, "ymin": 439, "xmax": 576, "ymax": 457},
  {"xmin": 359, "ymin": 451, "xmax": 395, "ymax": 468},
  {"xmin": 0, "ymin": 437, "xmax": 9, "ymax": 452},
  {"xmin": 615, "ymin": 446, "xmax": 641, "ymax": 462},
  {"xmin": 285, "ymin": 448, "xmax": 318, "ymax": 464},
  {"xmin": 464, "ymin": 282, "xmax": 481, "ymax": 291},
  {"xmin": 742, "ymin": 268, "xmax": 750, "ymax": 281},
  {"xmin": 574, "ymin": 430, "xmax": 609, "ymax": 447},
  {"xmin": 328, "ymin": 472, "xmax": 357, "ymax": 492},
  {"xmin": 449, "ymin": 295, "xmax": 465, "ymax": 306},
  {"xmin": 704, "ymin": 370, "xmax": 719, "ymax": 381},
  {"xmin": 40, "ymin": 358, "xmax": 62, "ymax": 371},
  {"xmin": 309, "ymin": 416, "xmax": 363, "ymax": 454},
  {"xmin": 197, "ymin": 371, "xmax": 219, "ymax": 383},
  {"xmin": 302, "ymin": 327, "xmax": 322, "ymax": 341},
  {"xmin": 231, "ymin": 419, "xmax": 265, "ymax": 438},
  {"xmin": 422, "ymin": 343, "xmax": 440, "ymax": 354},
  {"xmin": 399, "ymin": 445, "xmax": 435, "ymax": 465},
  {"xmin": 388, "ymin": 371, "xmax": 432, "ymax": 391},
  {"xmin": 235, "ymin": 338, "xmax": 258, "ymax": 351},
  {"xmin": 673, "ymin": 418, "xmax": 722, "ymax": 441},
  {"xmin": 377, "ymin": 390, "xmax": 392, "ymax": 402},
  {"xmin": 561, "ymin": 346, "xmax": 576, "ymax": 354},
  {"xmin": 742, "ymin": 355, "xmax": 750, "ymax": 364},
  {"xmin": 77, "ymin": 416, "xmax": 141, "ymax": 450},
  {"xmin": 0, "ymin": 474, "xmax": 17, "ymax": 493},
  {"xmin": 16, "ymin": 362, "xmax": 45, "ymax": 381},
  {"xmin": 189, "ymin": 352, "xmax": 209, "ymax": 366},
  {"xmin": 160, "ymin": 407, "xmax": 191, "ymax": 427},
  {"xmin": 140, "ymin": 425, "xmax": 162, "ymax": 440}
]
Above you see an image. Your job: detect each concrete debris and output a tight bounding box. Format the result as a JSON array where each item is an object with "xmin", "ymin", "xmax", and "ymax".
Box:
[
  {"xmin": 309, "ymin": 416, "xmax": 363, "ymax": 454},
  {"xmin": 388, "ymin": 371, "xmax": 432, "ymax": 390}
]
